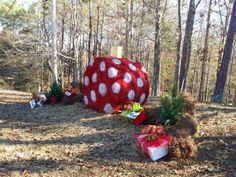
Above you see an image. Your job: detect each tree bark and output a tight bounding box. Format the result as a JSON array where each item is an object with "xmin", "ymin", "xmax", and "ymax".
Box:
[
  {"xmin": 174, "ymin": 0, "xmax": 182, "ymax": 87},
  {"xmin": 205, "ymin": 46, "xmax": 213, "ymax": 102},
  {"xmin": 42, "ymin": 0, "xmax": 50, "ymax": 45},
  {"xmin": 151, "ymin": 0, "xmax": 161, "ymax": 96},
  {"xmin": 217, "ymin": 0, "xmax": 232, "ymax": 74},
  {"xmin": 179, "ymin": 0, "xmax": 201, "ymax": 92},
  {"xmin": 198, "ymin": 0, "xmax": 213, "ymax": 101},
  {"xmin": 212, "ymin": 0, "xmax": 236, "ymax": 103},
  {"xmin": 226, "ymin": 37, "xmax": 236, "ymax": 104},
  {"xmin": 93, "ymin": 5, "xmax": 100, "ymax": 57},
  {"xmin": 88, "ymin": 0, "xmax": 92, "ymax": 63},
  {"xmin": 129, "ymin": 0, "xmax": 134, "ymax": 60},
  {"xmin": 50, "ymin": 0, "xmax": 58, "ymax": 82},
  {"xmin": 124, "ymin": 0, "xmax": 130, "ymax": 57},
  {"xmin": 99, "ymin": 10, "xmax": 105, "ymax": 56}
]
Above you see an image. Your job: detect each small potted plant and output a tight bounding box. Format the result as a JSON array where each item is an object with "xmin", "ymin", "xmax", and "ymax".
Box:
[
  {"xmin": 49, "ymin": 81, "xmax": 62, "ymax": 105},
  {"xmin": 157, "ymin": 84, "xmax": 184, "ymax": 126}
]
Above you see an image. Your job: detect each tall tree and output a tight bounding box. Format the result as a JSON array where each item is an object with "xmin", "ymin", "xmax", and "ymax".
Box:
[
  {"xmin": 217, "ymin": 0, "xmax": 232, "ymax": 73},
  {"xmin": 88, "ymin": 0, "xmax": 92, "ymax": 63},
  {"xmin": 129, "ymin": 0, "xmax": 134, "ymax": 60},
  {"xmin": 174, "ymin": 0, "xmax": 182, "ymax": 86},
  {"xmin": 93, "ymin": 5, "xmax": 100, "ymax": 57},
  {"xmin": 124, "ymin": 0, "xmax": 130, "ymax": 57},
  {"xmin": 179, "ymin": 0, "xmax": 202, "ymax": 91},
  {"xmin": 198, "ymin": 0, "xmax": 213, "ymax": 101},
  {"xmin": 151, "ymin": 0, "xmax": 161, "ymax": 96},
  {"xmin": 50, "ymin": 0, "xmax": 58, "ymax": 82},
  {"xmin": 212, "ymin": 0, "xmax": 236, "ymax": 103}
]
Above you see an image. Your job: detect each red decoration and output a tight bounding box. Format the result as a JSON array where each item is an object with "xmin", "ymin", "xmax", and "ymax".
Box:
[
  {"xmin": 134, "ymin": 133, "xmax": 173, "ymax": 161},
  {"xmin": 140, "ymin": 125, "xmax": 164, "ymax": 135},
  {"xmin": 50, "ymin": 96, "xmax": 57, "ymax": 105},
  {"xmin": 132, "ymin": 110, "xmax": 147, "ymax": 125},
  {"xmin": 82, "ymin": 56, "xmax": 149, "ymax": 113},
  {"xmin": 134, "ymin": 125, "xmax": 173, "ymax": 160}
]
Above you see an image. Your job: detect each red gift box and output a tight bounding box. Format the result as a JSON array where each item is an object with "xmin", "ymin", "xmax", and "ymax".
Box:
[
  {"xmin": 50, "ymin": 96, "xmax": 57, "ymax": 105},
  {"xmin": 132, "ymin": 110, "xmax": 147, "ymax": 125},
  {"xmin": 134, "ymin": 133, "xmax": 173, "ymax": 161}
]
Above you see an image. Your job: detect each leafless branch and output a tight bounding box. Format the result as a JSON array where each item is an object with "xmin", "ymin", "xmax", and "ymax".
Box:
[
  {"xmin": 57, "ymin": 52, "xmax": 76, "ymax": 61},
  {"xmin": 196, "ymin": 0, "xmax": 202, "ymax": 9},
  {"xmin": 5, "ymin": 0, "xmax": 17, "ymax": 17}
]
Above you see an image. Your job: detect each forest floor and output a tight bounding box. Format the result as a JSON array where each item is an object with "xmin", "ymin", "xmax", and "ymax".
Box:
[{"xmin": 0, "ymin": 89, "xmax": 235, "ymax": 177}]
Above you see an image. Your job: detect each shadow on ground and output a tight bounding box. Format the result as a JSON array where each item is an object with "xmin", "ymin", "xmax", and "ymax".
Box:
[{"xmin": 0, "ymin": 101, "xmax": 235, "ymax": 176}]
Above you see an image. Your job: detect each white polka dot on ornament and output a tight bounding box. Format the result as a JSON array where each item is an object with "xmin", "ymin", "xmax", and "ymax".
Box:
[
  {"xmin": 128, "ymin": 59, "xmax": 135, "ymax": 63},
  {"xmin": 128, "ymin": 63, "xmax": 136, "ymax": 71},
  {"xmin": 84, "ymin": 95, "xmax": 88, "ymax": 105},
  {"xmin": 99, "ymin": 83, "xmax": 107, "ymax": 96},
  {"xmin": 90, "ymin": 90, "xmax": 96, "ymax": 102},
  {"xmin": 128, "ymin": 89, "xmax": 135, "ymax": 100},
  {"xmin": 124, "ymin": 72, "xmax": 132, "ymax": 83},
  {"xmin": 112, "ymin": 59, "xmax": 121, "ymax": 65},
  {"xmin": 112, "ymin": 82, "xmax": 121, "ymax": 94},
  {"xmin": 140, "ymin": 93, "xmax": 146, "ymax": 103},
  {"xmin": 92, "ymin": 72, "xmax": 97, "ymax": 83},
  {"xmin": 137, "ymin": 78, "xmax": 144, "ymax": 88},
  {"xmin": 100, "ymin": 61, "xmax": 106, "ymax": 71},
  {"xmin": 108, "ymin": 67, "xmax": 118, "ymax": 78},
  {"xmin": 84, "ymin": 76, "xmax": 89, "ymax": 86},
  {"xmin": 104, "ymin": 103, "xmax": 113, "ymax": 113}
]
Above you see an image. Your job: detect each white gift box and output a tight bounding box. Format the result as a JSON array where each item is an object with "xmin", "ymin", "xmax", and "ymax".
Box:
[
  {"xmin": 135, "ymin": 133, "xmax": 172, "ymax": 161},
  {"xmin": 147, "ymin": 145, "xmax": 168, "ymax": 161}
]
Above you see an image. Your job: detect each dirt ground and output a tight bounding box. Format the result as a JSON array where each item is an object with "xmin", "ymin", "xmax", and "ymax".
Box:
[{"xmin": 0, "ymin": 97, "xmax": 235, "ymax": 176}]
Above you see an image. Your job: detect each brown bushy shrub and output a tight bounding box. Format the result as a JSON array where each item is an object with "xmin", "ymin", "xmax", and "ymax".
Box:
[
  {"xmin": 166, "ymin": 114, "xmax": 197, "ymax": 138},
  {"xmin": 143, "ymin": 103, "xmax": 159, "ymax": 124},
  {"xmin": 169, "ymin": 136, "xmax": 198, "ymax": 159},
  {"xmin": 181, "ymin": 92, "xmax": 196, "ymax": 116},
  {"xmin": 166, "ymin": 113, "xmax": 198, "ymax": 159}
]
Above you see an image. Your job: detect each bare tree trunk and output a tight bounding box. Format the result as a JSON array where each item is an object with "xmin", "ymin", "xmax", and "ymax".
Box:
[
  {"xmin": 124, "ymin": 0, "xmax": 129, "ymax": 57},
  {"xmin": 137, "ymin": 0, "xmax": 145, "ymax": 61},
  {"xmin": 179, "ymin": 0, "xmax": 201, "ymax": 92},
  {"xmin": 190, "ymin": 56, "xmax": 198, "ymax": 94},
  {"xmin": 217, "ymin": 0, "xmax": 232, "ymax": 74},
  {"xmin": 190, "ymin": 14, "xmax": 204, "ymax": 95},
  {"xmin": 71, "ymin": 0, "xmax": 80, "ymax": 82},
  {"xmin": 60, "ymin": 0, "xmax": 65, "ymax": 52},
  {"xmin": 198, "ymin": 0, "xmax": 213, "ymax": 101},
  {"xmin": 226, "ymin": 37, "xmax": 236, "ymax": 104},
  {"xmin": 79, "ymin": 33, "xmax": 85, "ymax": 81},
  {"xmin": 146, "ymin": 48, "xmax": 150, "ymax": 73},
  {"xmin": 93, "ymin": 5, "xmax": 100, "ymax": 57},
  {"xmin": 41, "ymin": 57, "xmax": 44, "ymax": 91},
  {"xmin": 60, "ymin": 0, "xmax": 66, "ymax": 87},
  {"xmin": 50, "ymin": 0, "xmax": 58, "ymax": 82},
  {"xmin": 88, "ymin": 0, "xmax": 92, "ymax": 63},
  {"xmin": 205, "ymin": 47, "xmax": 213, "ymax": 102},
  {"xmin": 151, "ymin": 0, "xmax": 161, "ymax": 96},
  {"xmin": 174, "ymin": 0, "xmax": 182, "ymax": 86},
  {"xmin": 42, "ymin": 0, "xmax": 50, "ymax": 45},
  {"xmin": 212, "ymin": 0, "xmax": 236, "ymax": 103},
  {"xmin": 129, "ymin": 0, "xmax": 134, "ymax": 60},
  {"xmin": 78, "ymin": 0, "xmax": 83, "ymax": 82},
  {"xmin": 99, "ymin": 10, "xmax": 105, "ymax": 56}
]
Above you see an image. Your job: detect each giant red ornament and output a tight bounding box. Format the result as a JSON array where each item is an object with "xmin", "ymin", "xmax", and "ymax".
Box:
[{"xmin": 82, "ymin": 56, "xmax": 149, "ymax": 113}]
